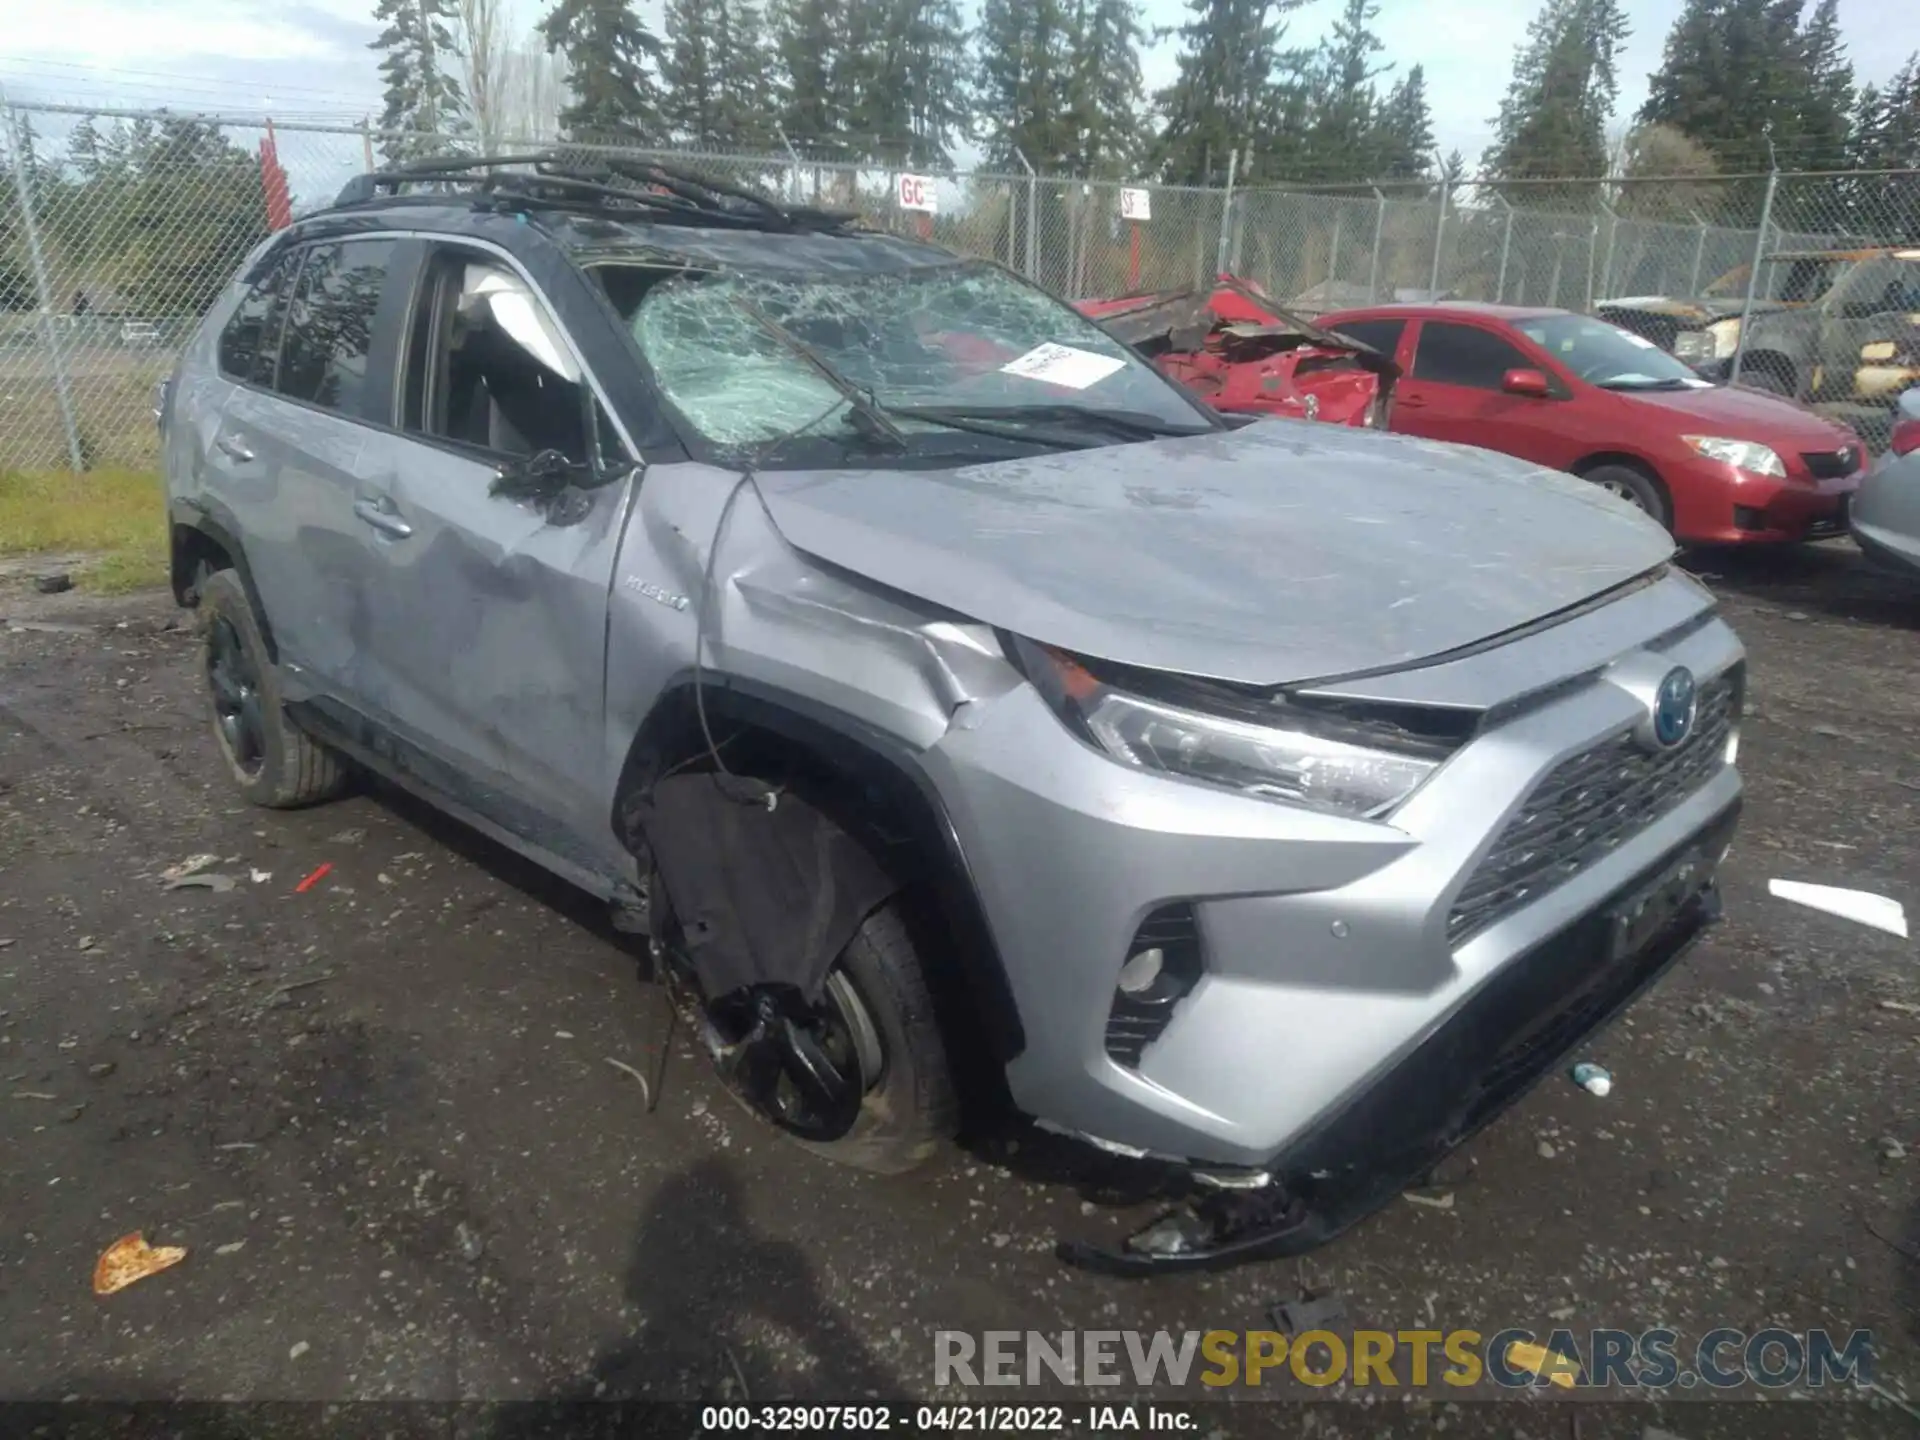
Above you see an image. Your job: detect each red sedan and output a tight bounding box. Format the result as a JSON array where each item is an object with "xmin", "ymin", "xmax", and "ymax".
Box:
[{"xmin": 1317, "ymin": 302, "xmax": 1866, "ymax": 543}]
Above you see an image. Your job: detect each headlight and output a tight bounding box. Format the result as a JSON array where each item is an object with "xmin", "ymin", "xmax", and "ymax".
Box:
[
  {"xmin": 1011, "ymin": 639, "xmax": 1440, "ymax": 820},
  {"xmin": 1673, "ymin": 330, "xmax": 1713, "ymax": 362},
  {"xmin": 1685, "ymin": 435, "xmax": 1785, "ymax": 478},
  {"xmin": 1709, "ymin": 319, "xmax": 1742, "ymax": 359}
]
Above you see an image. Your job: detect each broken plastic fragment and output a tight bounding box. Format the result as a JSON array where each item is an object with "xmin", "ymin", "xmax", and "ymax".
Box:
[
  {"xmin": 1768, "ymin": 879, "xmax": 1908, "ymax": 938},
  {"xmin": 93, "ymin": 1232, "xmax": 187, "ymax": 1295},
  {"xmin": 294, "ymin": 863, "xmax": 333, "ymax": 894},
  {"xmin": 160, "ymin": 854, "xmax": 220, "ymax": 884},
  {"xmin": 1505, "ymin": 1338, "xmax": 1580, "ymax": 1389},
  {"xmin": 1571, "ymin": 1062, "xmax": 1613, "ymax": 1097},
  {"xmin": 164, "ymin": 872, "xmax": 238, "ymax": 893}
]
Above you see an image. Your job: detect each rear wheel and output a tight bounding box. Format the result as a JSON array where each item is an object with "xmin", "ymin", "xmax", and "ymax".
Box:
[
  {"xmin": 199, "ymin": 569, "xmax": 349, "ymax": 808},
  {"xmin": 697, "ymin": 899, "xmax": 957, "ymax": 1174},
  {"xmin": 1582, "ymin": 463, "xmax": 1672, "ymax": 531},
  {"xmin": 1740, "ymin": 358, "xmax": 1795, "ymax": 396}
]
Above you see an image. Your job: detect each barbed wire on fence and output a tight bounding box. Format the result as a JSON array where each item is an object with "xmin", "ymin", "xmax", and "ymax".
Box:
[{"xmin": 3, "ymin": 98, "xmax": 1917, "ymax": 473}]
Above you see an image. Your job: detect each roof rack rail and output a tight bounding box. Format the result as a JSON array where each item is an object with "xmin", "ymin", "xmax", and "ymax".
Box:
[{"xmin": 330, "ymin": 150, "xmax": 861, "ymax": 234}]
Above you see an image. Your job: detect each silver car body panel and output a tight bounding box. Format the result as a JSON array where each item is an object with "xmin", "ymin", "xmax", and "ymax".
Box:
[
  {"xmin": 1850, "ymin": 389, "xmax": 1920, "ymax": 577},
  {"xmin": 165, "ymin": 215, "xmax": 1746, "ymax": 1177},
  {"xmin": 754, "ymin": 422, "xmax": 1675, "ymax": 686}
]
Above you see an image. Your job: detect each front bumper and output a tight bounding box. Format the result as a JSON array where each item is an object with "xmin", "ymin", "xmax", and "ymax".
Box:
[
  {"xmin": 1667, "ymin": 455, "xmax": 1859, "ymax": 543},
  {"xmin": 918, "ymin": 578, "xmax": 1745, "ymax": 1180}
]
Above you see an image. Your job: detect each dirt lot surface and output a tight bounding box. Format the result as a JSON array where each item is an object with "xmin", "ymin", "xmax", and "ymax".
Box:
[{"xmin": 2, "ymin": 545, "xmax": 1917, "ymax": 1438}]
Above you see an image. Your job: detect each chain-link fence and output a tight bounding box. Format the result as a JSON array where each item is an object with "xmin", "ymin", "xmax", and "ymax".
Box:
[{"xmin": 4, "ymin": 98, "xmax": 1918, "ymax": 471}]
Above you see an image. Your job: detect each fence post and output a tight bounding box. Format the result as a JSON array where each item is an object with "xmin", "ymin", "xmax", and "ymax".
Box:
[
  {"xmin": 1730, "ymin": 165, "xmax": 1779, "ymax": 386},
  {"xmin": 1428, "ymin": 170, "xmax": 1449, "ymax": 296},
  {"xmin": 1012, "ymin": 148, "xmax": 1037, "ymax": 282},
  {"xmin": 1214, "ymin": 148, "xmax": 1238, "ymax": 278},
  {"xmin": 1367, "ymin": 186, "xmax": 1386, "ymax": 300},
  {"xmin": 1594, "ymin": 202, "xmax": 1619, "ymax": 302},
  {"xmin": 1494, "ymin": 193, "xmax": 1515, "ymax": 303},
  {"xmin": 359, "ymin": 117, "xmax": 375, "ymax": 172},
  {"xmin": 2, "ymin": 97, "xmax": 85, "ymax": 472},
  {"xmin": 1583, "ymin": 216, "xmax": 1600, "ymax": 311},
  {"xmin": 775, "ymin": 124, "xmax": 800, "ymax": 204},
  {"xmin": 1687, "ymin": 212, "xmax": 1709, "ymax": 296}
]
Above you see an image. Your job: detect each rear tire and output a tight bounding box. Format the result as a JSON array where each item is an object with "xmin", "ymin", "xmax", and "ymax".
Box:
[
  {"xmin": 1741, "ymin": 361, "xmax": 1794, "ymax": 396},
  {"xmin": 1581, "ymin": 463, "xmax": 1672, "ymax": 531},
  {"xmin": 198, "ymin": 569, "xmax": 349, "ymax": 809}
]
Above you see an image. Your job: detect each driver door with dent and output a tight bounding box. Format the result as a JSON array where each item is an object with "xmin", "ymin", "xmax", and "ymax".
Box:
[{"xmin": 358, "ymin": 244, "xmax": 639, "ymax": 880}]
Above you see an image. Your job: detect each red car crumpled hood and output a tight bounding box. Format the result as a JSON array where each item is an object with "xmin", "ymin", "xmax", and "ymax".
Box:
[
  {"xmin": 1076, "ymin": 276, "xmax": 1398, "ymax": 427},
  {"xmin": 1622, "ymin": 382, "xmax": 1860, "ymax": 450}
]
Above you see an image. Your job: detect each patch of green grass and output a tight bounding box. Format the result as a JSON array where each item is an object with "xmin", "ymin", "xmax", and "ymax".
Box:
[{"xmin": 0, "ymin": 468, "xmax": 169, "ymax": 592}]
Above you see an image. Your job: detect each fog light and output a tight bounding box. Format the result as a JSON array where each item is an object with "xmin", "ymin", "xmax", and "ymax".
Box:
[{"xmin": 1117, "ymin": 946, "xmax": 1164, "ymax": 994}]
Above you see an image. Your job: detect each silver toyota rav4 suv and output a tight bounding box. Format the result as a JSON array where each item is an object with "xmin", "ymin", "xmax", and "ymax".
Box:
[{"xmin": 161, "ymin": 155, "xmax": 1745, "ymax": 1273}]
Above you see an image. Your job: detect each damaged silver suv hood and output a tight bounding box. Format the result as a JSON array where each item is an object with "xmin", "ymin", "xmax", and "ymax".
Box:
[{"xmin": 754, "ymin": 422, "xmax": 1674, "ymax": 687}]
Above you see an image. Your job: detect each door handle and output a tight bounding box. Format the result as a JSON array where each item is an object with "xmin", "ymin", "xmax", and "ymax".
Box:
[
  {"xmin": 353, "ymin": 498, "xmax": 413, "ymax": 539},
  {"xmin": 213, "ymin": 434, "xmax": 254, "ymax": 462}
]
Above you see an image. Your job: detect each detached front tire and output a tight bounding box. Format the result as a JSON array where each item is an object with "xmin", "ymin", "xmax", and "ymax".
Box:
[{"xmin": 198, "ymin": 569, "xmax": 348, "ymax": 808}]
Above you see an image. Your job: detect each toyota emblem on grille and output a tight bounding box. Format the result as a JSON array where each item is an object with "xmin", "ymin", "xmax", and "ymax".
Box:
[{"xmin": 1651, "ymin": 666, "xmax": 1697, "ymax": 749}]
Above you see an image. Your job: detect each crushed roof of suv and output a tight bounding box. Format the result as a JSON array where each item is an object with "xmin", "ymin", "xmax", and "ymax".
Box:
[{"xmin": 309, "ymin": 150, "xmax": 962, "ymax": 274}]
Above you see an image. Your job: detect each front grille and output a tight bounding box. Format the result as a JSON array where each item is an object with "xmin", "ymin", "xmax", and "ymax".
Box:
[
  {"xmin": 1447, "ymin": 668, "xmax": 1740, "ymax": 945},
  {"xmin": 1801, "ymin": 446, "xmax": 1859, "ymax": 480}
]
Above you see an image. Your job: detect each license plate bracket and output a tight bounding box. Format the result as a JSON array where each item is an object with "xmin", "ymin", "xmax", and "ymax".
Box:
[{"xmin": 1608, "ymin": 844, "xmax": 1716, "ymax": 962}]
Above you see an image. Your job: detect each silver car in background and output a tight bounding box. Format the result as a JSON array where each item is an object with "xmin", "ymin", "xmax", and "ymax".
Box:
[
  {"xmin": 160, "ymin": 153, "xmax": 1747, "ymax": 1274},
  {"xmin": 1851, "ymin": 388, "xmax": 1920, "ymax": 580}
]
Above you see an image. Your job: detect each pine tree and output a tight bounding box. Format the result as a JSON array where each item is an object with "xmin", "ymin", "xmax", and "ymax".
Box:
[
  {"xmin": 1304, "ymin": 0, "xmax": 1389, "ymax": 181},
  {"xmin": 841, "ymin": 0, "xmax": 971, "ymax": 165},
  {"xmin": 1154, "ymin": 0, "xmax": 1309, "ymax": 185},
  {"xmin": 1483, "ymin": 0, "xmax": 1629, "ymax": 184},
  {"xmin": 973, "ymin": 0, "xmax": 1076, "ymax": 170},
  {"xmin": 1061, "ymin": 0, "xmax": 1149, "ymax": 177},
  {"xmin": 370, "ymin": 0, "xmax": 469, "ymax": 163},
  {"xmin": 660, "ymin": 0, "xmax": 774, "ymax": 148},
  {"xmin": 772, "ymin": 0, "xmax": 853, "ymax": 156},
  {"xmin": 541, "ymin": 0, "xmax": 666, "ymax": 143},
  {"xmin": 1791, "ymin": 0, "xmax": 1853, "ymax": 171},
  {"xmin": 1371, "ymin": 64, "xmax": 1435, "ymax": 181},
  {"xmin": 1849, "ymin": 53, "xmax": 1920, "ymax": 238},
  {"xmin": 1638, "ymin": 0, "xmax": 1851, "ymax": 175}
]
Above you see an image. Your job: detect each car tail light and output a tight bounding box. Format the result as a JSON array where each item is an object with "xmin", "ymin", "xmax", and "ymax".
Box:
[{"xmin": 1892, "ymin": 416, "xmax": 1920, "ymax": 457}]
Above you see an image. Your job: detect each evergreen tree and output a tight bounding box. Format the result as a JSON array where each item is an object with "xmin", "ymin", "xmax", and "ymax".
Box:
[
  {"xmin": 1304, "ymin": 0, "xmax": 1389, "ymax": 181},
  {"xmin": 1483, "ymin": 0, "xmax": 1629, "ymax": 184},
  {"xmin": 370, "ymin": 0, "xmax": 469, "ymax": 163},
  {"xmin": 1154, "ymin": 0, "xmax": 1308, "ymax": 185},
  {"xmin": 772, "ymin": 0, "xmax": 853, "ymax": 155},
  {"xmin": 842, "ymin": 0, "xmax": 972, "ymax": 165},
  {"xmin": 1639, "ymin": 0, "xmax": 1854, "ymax": 176},
  {"xmin": 1849, "ymin": 54, "xmax": 1920, "ymax": 238},
  {"xmin": 1062, "ymin": 0, "xmax": 1149, "ymax": 176},
  {"xmin": 1371, "ymin": 64, "xmax": 1435, "ymax": 181},
  {"xmin": 661, "ymin": 0, "xmax": 776, "ymax": 148},
  {"xmin": 1791, "ymin": 0, "xmax": 1853, "ymax": 171},
  {"xmin": 973, "ymin": 0, "xmax": 1076, "ymax": 170},
  {"xmin": 541, "ymin": 0, "xmax": 666, "ymax": 143}
]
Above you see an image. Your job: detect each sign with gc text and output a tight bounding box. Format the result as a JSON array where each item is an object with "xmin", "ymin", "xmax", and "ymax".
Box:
[
  {"xmin": 1119, "ymin": 187, "xmax": 1152, "ymax": 222},
  {"xmin": 897, "ymin": 173, "xmax": 937, "ymax": 214}
]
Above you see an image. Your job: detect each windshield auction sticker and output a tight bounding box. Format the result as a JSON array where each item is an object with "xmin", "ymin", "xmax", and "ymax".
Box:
[{"xmin": 1000, "ymin": 343, "xmax": 1127, "ymax": 390}]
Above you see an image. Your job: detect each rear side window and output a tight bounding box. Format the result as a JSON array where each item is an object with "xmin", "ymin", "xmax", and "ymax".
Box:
[
  {"xmin": 218, "ymin": 250, "xmax": 300, "ymax": 387},
  {"xmin": 1330, "ymin": 318, "xmax": 1405, "ymax": 358},
  {"xmin": 1410, "ymin": 322, "xmax": 1531, "ymax": 390},
  {"xmin": 276, "ymin": 239, "xmax": 399, "ymax": 415}
]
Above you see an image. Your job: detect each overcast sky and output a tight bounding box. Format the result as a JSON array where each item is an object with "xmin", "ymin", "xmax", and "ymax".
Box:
[{"xmin": 2, "ymin": 0, "xmax": 1917, "ymax": 170}]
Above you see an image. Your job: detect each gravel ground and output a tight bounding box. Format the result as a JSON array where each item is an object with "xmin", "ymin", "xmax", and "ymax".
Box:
[{"xmin": 1, "ymin": 545, "xmax": 1915, "ymax": 1438}]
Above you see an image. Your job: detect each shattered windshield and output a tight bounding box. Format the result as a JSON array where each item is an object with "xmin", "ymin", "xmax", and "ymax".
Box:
[{"xmin": 619, "ymin": 260, "xmax": 1212, "ymax": 453}]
